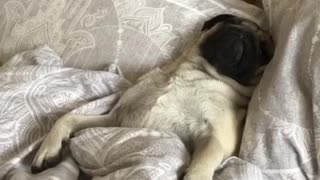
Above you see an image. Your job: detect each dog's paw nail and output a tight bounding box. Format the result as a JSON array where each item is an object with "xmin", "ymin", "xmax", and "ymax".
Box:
[
  {"xmin": 31, "ymin": 137, "xmax": 64, "ymax": 173},
  {"xmin": 45, "ymin": 154, "xmax": 62, "ymax": 168},
  {"xmin": 31, "ymin": 165, "xmax": 43, "ymax": 174},
  {"xmin": 31, "ymin": 154, "xmax": 61, "ymax": 173}
]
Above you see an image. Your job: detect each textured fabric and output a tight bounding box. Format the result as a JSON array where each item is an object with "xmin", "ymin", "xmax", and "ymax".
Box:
[
  {"xmin": 70, "ymin": 128, "xmax": 189, "ymax": 180},
  {"xmin": 4, "ymin": 0, "xmax": 315, "ymax": 179},
  {"xmin": 213, "ymin": 1, "xmax": 320, "ymax": 180},
  {"xmin": 5, "ymin": 157, "xmax": 80, "ymax": 180},
  {"xmin": 0, "ymin": 45, "xmax": 189, "ymax": 180},
  {"xmin": 0, "ymin": 0, "xmax": 266, "ymax": 179},
  {"xmin": 0, "ymin": 0, "xmax": 265, "ymax": 81},
  {"xmin": 0, "ymin": 45, "xmax": 131, "ymax": 179}
]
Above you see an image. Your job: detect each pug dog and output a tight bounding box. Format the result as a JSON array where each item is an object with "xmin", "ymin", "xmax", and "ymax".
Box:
[{"xmin": 31, "ymin": 14, "xmax": 274, "ymax": 180}]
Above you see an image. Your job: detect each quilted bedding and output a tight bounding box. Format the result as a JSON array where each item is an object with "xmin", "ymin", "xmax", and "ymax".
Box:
[{"xmin": 0, "ymin": 0, "xmax": 319, "ymax": 179}]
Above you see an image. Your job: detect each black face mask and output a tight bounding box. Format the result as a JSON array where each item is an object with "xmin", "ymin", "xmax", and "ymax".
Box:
[{"xmin": 200, "ymin": 24, "xmax": 261, "ymax": 85}]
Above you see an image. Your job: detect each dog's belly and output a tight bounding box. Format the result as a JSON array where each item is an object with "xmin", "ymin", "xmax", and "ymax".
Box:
[
  {"xmin": 115, "ymin": 68, "xmax": 173, "ymax": 127},
  {"xmin": 116, "ymin": 70, "xmax": 234, "ymax": 145}
]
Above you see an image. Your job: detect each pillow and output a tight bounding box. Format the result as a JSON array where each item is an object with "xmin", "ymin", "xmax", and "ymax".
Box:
[{"xmin": 0, "ymin": 0, "xmax": 265, "ymax": 81}]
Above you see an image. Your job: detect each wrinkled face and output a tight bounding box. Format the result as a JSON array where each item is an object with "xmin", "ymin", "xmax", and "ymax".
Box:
[{"xmin": 199, "ymin": 14, "xmax": 274, "ymax": 85}]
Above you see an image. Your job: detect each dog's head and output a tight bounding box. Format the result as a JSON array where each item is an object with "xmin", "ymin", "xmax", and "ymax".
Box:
[{"xmin": 199, "ymin": 14, "xmax": 274, "ymax": 86}]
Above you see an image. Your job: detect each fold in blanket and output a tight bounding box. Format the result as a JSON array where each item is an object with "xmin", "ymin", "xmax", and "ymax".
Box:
[{"xmin": 0, "ymin": 46, "xmax": 189, "ymax": 180}]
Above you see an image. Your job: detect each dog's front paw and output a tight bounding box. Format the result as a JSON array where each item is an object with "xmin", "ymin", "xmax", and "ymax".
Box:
[{"xmin": 31, "ymin": 131, "xmax": 69, "ymax": 173}]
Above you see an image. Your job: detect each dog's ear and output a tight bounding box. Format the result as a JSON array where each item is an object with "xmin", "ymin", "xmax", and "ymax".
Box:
[{"xmin": 201, "ymin": 14, "xmax": 238, "ymax": 31}]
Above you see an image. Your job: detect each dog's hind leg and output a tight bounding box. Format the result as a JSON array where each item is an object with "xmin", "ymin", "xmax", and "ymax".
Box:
[
  {"xmin": 184, "ymin": 135, "xmax": 225, "ymax": 180},
  {"xmin": 31, "ymin": 113, "xmax": 115, "ymax": 173}
]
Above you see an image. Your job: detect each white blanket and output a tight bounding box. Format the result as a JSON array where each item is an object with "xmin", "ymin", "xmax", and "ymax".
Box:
[
  {"xmin": 0, "ymin": 46, "xmax": 189, "ymax": 180},
  {"xmin": 2, "ymin": 0, "xmax": 319, "ymax": 179},
  {"xmin": 213, "ymin": 1, "xmax": 320, "ymax": 179}
]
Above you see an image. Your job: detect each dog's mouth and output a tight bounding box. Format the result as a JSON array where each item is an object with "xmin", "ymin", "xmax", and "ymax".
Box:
[{"xmin": 246, "ymin": 65, "xmax": 267, "ymax": 86}]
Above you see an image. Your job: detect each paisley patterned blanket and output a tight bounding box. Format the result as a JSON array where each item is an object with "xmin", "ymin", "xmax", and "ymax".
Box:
[
  {"xmin": 1, "ymin": 0, "xmax": 320, "ymax": 180},
  {"xmin": 0, "ymin": 46, "xmax": 189, "ymax": 180}
]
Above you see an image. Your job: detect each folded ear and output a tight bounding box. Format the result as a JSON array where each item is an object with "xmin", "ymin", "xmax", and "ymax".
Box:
[{"xmin": 201, "ymin": 14, "xmax": 239, "ymax": 31}]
